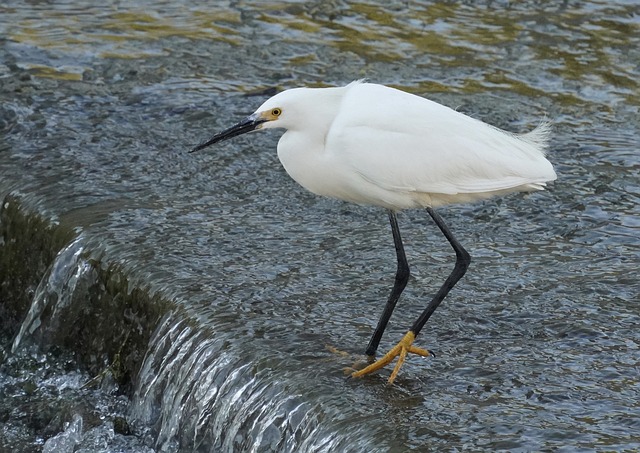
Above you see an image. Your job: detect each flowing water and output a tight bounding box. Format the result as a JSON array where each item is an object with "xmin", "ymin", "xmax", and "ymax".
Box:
[{"xmin": 1, "ymin": 1, "xmax": 639, "ymax": 451}]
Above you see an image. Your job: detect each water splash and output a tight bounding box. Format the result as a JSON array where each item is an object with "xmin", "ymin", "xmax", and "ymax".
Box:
[{"xmin": 43, "ymin": 414, "xmax": 83, "ymax": 453}]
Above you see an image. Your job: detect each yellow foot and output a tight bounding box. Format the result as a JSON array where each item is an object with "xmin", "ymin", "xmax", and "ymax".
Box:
[
  {"xmin": 326, "ymin": 344, "xmax": 371, "ymax": 376},
  {"xmin": 351, "ymin": 331, "xmax": 432, "ymax": 384}
]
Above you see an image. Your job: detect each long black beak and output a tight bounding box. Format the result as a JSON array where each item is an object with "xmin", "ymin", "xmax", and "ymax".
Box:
[{"xmin": 190, "ymin": 114, "xmax": 265, "ymax": 153}]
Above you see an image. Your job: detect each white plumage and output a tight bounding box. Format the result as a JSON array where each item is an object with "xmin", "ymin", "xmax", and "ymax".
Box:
[{"xmin": 255, "ymin": 81, "xmax": 556, "ymax": 210}]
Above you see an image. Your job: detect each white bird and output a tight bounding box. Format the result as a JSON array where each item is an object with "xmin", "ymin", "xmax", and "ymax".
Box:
[{"xmin": 192, "ymin": 81, "xmax": 556, "ymax": 384}]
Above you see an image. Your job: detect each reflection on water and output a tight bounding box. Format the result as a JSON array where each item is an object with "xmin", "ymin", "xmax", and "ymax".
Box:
[
  {"xmin": 1, "ymin": 0, "xmax": 639, "ymax": 451},
  {"xmin": 4, "ymin": 1, "xmax": 639, "ymax": 107}
]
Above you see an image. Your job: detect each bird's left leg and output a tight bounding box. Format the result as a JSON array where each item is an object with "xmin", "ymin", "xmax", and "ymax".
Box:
[
  {"xmin": 364, "ymin": 210, "xmax": 410, "ymax": 357},
  {"xmin": 352, "ymin": 207, "xmax": 470, "ymax": 384}
]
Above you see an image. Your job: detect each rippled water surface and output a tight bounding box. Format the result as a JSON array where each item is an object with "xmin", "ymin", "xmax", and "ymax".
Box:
[{"xmin": 1, "ymin": 1, "xmax": 639, "ymax": 451}]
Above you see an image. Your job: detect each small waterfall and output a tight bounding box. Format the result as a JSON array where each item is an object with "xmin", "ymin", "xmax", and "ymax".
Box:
[
  {"xmin": 11, "ymin": 235, "xmax": 92, "ymax": 353},
  {"xmin": 131, "ymin": 314, "xmax": 343, "ymax": 453},
  {"xmin": 3, "ymin": 200, "xmax": 379, "ymax": 452}
]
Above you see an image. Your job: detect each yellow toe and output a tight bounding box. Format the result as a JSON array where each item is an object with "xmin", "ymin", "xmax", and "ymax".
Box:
[{"xmin": 351, "ymin": 331, "xmax": 432, "ymax": 384}]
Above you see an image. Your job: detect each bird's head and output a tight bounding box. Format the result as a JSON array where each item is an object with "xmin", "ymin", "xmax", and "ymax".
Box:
[
  {"xmin": 190, "ymin": 89, "xmax": 301, "ymax": 153},
  {"xmin": 190, "ymin": 86, "xmax": 345, "ymax": 153}
]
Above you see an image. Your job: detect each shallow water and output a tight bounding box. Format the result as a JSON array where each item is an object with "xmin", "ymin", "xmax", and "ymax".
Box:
[{"xmin": 1, "ymin": 1, "xmax": 639, "ymax": 451}]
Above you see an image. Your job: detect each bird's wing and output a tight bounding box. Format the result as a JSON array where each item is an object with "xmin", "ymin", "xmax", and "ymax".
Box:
[{"xmin": 326, "ymin": 83, "xmax": 556, "ymax": 196}]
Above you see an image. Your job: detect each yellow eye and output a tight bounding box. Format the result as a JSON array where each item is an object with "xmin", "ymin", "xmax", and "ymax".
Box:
[{"xmin": 271, "ymin": 108, "xmax": 282, "ymax": 117}]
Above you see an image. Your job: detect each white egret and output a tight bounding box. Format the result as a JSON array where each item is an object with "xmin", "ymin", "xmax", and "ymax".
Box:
[{"xmin": 192, "ymin": 81, "xmax": 556, "ymax": 384}]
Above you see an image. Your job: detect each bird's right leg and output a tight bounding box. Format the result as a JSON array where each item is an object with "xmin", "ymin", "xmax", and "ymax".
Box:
[{"xmin": 364, "ymin": 210, "xmax": 410, "ymax": 356}]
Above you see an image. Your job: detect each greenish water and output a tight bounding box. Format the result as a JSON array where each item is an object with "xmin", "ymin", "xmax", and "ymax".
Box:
[{"xmin": 1, "ymin": 1, "xmax": 639, "ymax": 451}]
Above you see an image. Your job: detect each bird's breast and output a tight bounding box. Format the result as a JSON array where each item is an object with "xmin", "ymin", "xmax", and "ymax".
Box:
[
  {"xmin": 276, "ymin": 133, "xmax": 343, "ymax": 198},
  {"xmin": 275, "ymin": 131, "xmax": 422, "ymax": 209}
]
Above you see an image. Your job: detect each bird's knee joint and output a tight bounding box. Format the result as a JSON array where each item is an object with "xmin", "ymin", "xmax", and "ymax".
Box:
[{"xmin": 457, "ymin": 251, "xmax": 471, "ymax": 271}]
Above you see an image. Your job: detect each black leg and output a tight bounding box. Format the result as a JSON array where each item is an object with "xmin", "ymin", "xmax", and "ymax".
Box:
[
  {"xmin": 365, "ymin": 210, "xmax": 410, "ymax": 356},
  {"xmin": 352, "ymin": 208, "xmax": 470, "ymax": 383},
  {"xmin": 410, "ymin": 207, "xmax": 471, "ymax": 337}
]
